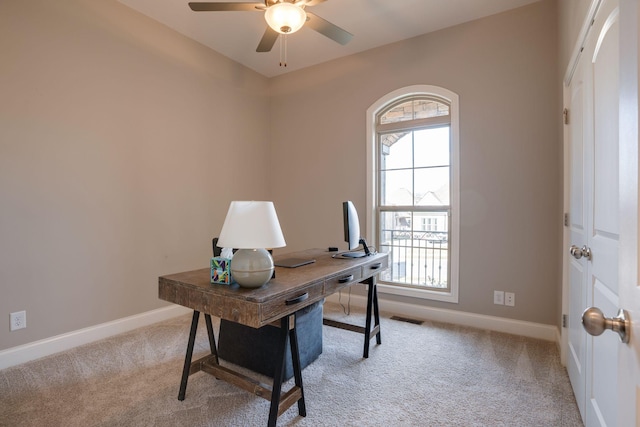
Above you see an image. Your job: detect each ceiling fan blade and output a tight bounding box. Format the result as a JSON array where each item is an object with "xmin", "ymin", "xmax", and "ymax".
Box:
[
  {"xmin": 293, "ymin": 0, "xmax": 327, "ymax": 6},
  {"xmin": 256, "ymin": 26, "xmax": 279, "ymax": 52},
  {"xmin": 305, "ymin": 12, "xmax": 353, "ymax": 45},
  {"xmin": 299, "ymin": 0, "xmax": 327, "ymax": 6},
  {"xmin": 188, "ymin": 2, "xmax": 264, "ymax": 12}
]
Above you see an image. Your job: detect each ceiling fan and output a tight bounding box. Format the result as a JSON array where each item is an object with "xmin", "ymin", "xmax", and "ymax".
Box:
[{"xmin": 188, "ymin": 0, "xmax": 353, "ymax": 54}]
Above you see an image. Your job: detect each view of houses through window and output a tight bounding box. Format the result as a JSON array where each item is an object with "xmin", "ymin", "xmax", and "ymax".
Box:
[{"xmin": 376, "ymin": 96, "xmax": 453, "ymax": 292}]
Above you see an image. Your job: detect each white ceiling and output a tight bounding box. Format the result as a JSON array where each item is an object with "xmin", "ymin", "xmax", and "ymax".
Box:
[{"xmin": 118, "ymin": 0, "xmax": 541, "ymax": 78}]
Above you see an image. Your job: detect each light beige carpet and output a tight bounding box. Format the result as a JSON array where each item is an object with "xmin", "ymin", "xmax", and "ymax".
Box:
[{"xmin": 0, "ymin": 303, "xmax": 583, "ymax": 426}]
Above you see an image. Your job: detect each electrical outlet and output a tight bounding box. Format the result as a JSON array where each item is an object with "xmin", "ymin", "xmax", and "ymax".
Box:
[
  {"xmin": 493, "ymin": 291, "xmax": 504, "ymax": 305},
  {"xmin": 505, "ymin": 292, "xmax": 515, "ymax": 307},
  {"xmin": 10, "ymin": 311, "xmax": 26, "ymax": 331}
]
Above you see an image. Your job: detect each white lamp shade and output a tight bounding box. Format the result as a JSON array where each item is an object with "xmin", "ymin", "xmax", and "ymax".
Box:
[
  {"xmin": 217, "ymin": 201, "xmax": 286, "ymax": 249},
  {"xmin": 264, "ymin": 2, "xmax": 307, "ymax": 34}
]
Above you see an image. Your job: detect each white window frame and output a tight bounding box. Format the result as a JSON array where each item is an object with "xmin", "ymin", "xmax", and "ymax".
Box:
[{"xmin": 366, "ymin": 85, "xmax": 460, "ymax": 303}]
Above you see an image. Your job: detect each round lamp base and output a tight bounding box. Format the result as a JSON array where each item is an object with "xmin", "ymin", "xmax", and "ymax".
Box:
[{"xmin": 230, "ymin": 248, "xmax": 274, "ymax": 288}]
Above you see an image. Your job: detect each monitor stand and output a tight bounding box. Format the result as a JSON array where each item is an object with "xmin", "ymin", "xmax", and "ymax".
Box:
[
  {"xmin": 337, "ymin": 251, "xmax": 367, "ymax": 258},
  {"xmin": 333, "ymin": 238, "xmax": 373, "ymax": 259}
]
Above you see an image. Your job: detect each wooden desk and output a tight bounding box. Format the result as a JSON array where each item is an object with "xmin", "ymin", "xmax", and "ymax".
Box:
[{"xmin": 158, "ymin": 248, "xmax": 388, "ymax": 426}]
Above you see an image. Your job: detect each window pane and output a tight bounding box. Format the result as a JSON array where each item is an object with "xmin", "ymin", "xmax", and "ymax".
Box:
[
  {"xmin": 379, "ymin": 100, "xmax": 413, "ymax": 124},
  {"xmin": 380, "ymin": 169, "xmax": 413, "ymax": 206},
  {"xmin": 414, "ymin": 127, "xmax": 449, "ymax": 168},
  {"xmin": 380, "ymin": 132, "xmax": 412, "ymax": 170},
  {"xmin": 379, "ymin": 210, "xmax": 412, "ymax": 245},
  {"xmin": 413, "ymin": 99, "xmax": 449, "ymax": 119},
  {"xmin": 379, "ymin": 98, "xmax": 450, "ymax": 124},
  {"xmin": 379, "ymin": 210, "xmax": 449, "ymax": 287},
  {"xmin": 414, "ymin": 167, "xmax": 449, "ymax": 206}
]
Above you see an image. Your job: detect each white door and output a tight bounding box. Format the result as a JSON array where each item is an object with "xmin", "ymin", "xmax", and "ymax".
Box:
[
  {"xmin": 566, "ymin": 0, "xmax": 622, "ymax": 425},
  {"xmin": 615, "ymin": 0, "xmax": 639, "ymax": 425},
  {"xmin": 566, "ymin": 32, "xmax": 589, "ymax": 419},
  {"xmin": 566, "ymin": 20, "xmax": 589, "ymax": 417}
]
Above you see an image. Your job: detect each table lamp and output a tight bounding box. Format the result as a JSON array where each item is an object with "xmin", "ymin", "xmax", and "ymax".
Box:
[{"xmin": 217, "ymin": 201, "xmax": 286, "ymax": 288}]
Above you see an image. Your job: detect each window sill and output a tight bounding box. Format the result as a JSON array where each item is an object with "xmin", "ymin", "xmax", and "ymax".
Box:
[{"xmin": 377, "ymin": 283, "xmax": 459, "ymax": 304}]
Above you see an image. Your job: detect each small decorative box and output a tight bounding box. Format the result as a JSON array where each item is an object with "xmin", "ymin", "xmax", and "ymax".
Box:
[{"xmin": 211, "ymin": 257, "xmax": 234, "ymax": 285}]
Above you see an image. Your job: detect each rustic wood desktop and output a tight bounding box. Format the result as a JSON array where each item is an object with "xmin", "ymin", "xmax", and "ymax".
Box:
[{"xmin": 158, "ymin": 248, "xmax": 388, "ymax": 427}]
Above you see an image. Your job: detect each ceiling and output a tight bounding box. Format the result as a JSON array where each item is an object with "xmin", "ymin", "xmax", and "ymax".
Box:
[{"xmin": 118, "ymin": 0, "xmax": 541, "ymax": 78}]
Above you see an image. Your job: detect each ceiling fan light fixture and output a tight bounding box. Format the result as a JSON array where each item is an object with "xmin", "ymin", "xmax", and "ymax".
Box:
[{"xmin": 264, "ymin": 2, "xmax": 307, "ymax": 34}]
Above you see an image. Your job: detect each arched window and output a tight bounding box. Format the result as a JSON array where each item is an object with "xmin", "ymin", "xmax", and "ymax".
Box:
[{"xmin": 366, "ymin": 86, "xmax": 459, "ymax": 303}]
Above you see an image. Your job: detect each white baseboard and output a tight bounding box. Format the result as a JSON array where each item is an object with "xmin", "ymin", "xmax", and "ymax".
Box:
[
  {"xmin": 326, "ymin": 293, "xmax": 559, "ymax": 342},
  {"xmin": 1, "ymin": 297, "xmax": 560, "ymax": 371},
  {"xmin": 0, "ymin": 304, "xmax": 192, "ymax": 370}
]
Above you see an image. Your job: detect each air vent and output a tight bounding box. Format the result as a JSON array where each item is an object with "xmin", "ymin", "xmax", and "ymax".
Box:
[{"xmin": 390, "ymin": 316, "xmax": 424, "ymax": 325}]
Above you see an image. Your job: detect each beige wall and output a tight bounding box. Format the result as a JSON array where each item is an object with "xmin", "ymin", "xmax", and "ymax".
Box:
[
  {"xmin": 269, "ymin": 0, "xmax": 561, "ymax": 325},
  {"xmin": 1, "ymin": 0, "xmax": 565, "ymax": 353},
  {"xmin": 0, "ymin": 0, "xmax": 270, "ymax": 351}
]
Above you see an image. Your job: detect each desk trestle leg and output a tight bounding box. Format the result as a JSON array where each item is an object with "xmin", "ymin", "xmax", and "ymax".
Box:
[
  {"xmin": 268, "ymin": 313, "xmax": 306, "ymax": 426},
  {"xmin": 363, "ymin": 275, "xmax": 381, "ymax": 358},
  {"xmin": 204, "ymin": 314, "xmax": 218, "ymax": 362},
  {"xmin": 178, "ymin": 311, "xmax": 218, "ymax": 401},
  {"xmin": 322, "ymin": 276, "xmax": 382, "ymax": 358},
  {"xmin": 177, "ymin": 311, "xmax": 306, "ymax": 426},
  {"xmin": 289, "ymin": 314, "xmax": 307, "ymax": 417}
]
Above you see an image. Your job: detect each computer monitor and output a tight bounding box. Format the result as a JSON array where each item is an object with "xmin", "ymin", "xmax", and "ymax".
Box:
[{"xmin": 340, "ymin": 201, "xmax": 371, "ymax": 258}]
